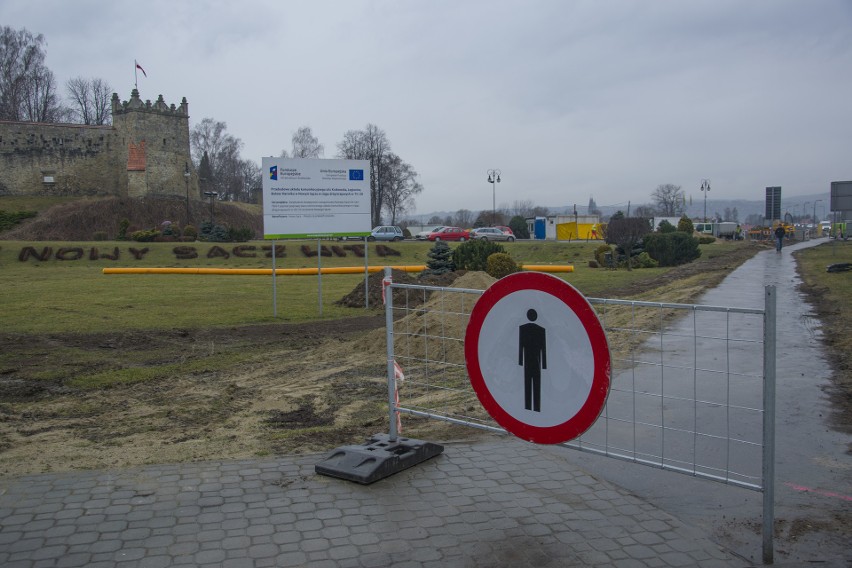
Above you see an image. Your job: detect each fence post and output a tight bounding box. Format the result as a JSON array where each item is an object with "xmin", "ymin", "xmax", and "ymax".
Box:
[
  {"xmin": 762, "ymin": 285, "xmax": 777, "ymax": 564},
  {"xmin": 384, "ymin": 266, "xmax": 398, "ymax": 442}
]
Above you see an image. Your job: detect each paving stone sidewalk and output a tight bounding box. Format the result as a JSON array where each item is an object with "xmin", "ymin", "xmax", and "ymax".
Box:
[{"xmin": 0, "ymin": 435, "xmax": 751, "ymax": 567}]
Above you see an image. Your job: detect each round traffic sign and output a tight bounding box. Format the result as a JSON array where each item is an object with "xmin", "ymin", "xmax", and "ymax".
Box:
[{"xmin": 464, "ymin": 272, "xmax": 611, "ymax": 444}]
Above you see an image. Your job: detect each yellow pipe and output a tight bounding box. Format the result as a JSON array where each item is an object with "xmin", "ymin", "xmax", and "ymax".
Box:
[
  {"xmin": 102, "ymin": 266, "xmax": 426, "ymax": 276},
  {"xmin": 523, "ymin": 264, "xmax": 574, "ymax": 273},
  {"xmin": 102, "ymin": 264, "xmax": 574, "ymax": 275}
]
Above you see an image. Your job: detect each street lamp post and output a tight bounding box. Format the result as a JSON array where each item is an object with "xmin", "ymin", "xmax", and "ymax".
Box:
[
  {"xmin": 184, "ymin": 162, "xmax": 191, "ymax": 221},
  {"xmin": 204, "ymin": 191, "xmax": 217, "ymax": 225},
  {"xmin": 700, "ymin": 179, "xmax": 711, "ymax": 222},
  {"xmin": 487, "ymin": 169, "xmax": 501, "ymax": 226}
]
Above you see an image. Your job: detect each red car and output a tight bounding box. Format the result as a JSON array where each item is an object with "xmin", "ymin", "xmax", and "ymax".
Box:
[
  {"xmin": 427, "ymin": 226, "xmax": 470, "ymax": 242},
  {"xmin": 495, "ymin": 225, "xmax": 514, "ymax": 235}
]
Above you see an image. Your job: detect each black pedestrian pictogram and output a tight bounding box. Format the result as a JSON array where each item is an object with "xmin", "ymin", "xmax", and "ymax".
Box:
[{"xmin": 519, "ymin": 309, "xmax": 547, "ymax": 411}]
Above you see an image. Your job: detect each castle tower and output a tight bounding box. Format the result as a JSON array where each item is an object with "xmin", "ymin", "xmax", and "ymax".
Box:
[{"xmin": 111, "ymin": 89, "xmax": 197, "ymax": 200}]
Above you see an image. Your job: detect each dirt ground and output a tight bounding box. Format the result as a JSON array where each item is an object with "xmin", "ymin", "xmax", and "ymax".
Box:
[{"xmin": 1, "ymin": 240, "xmax": 828, "ymax": 479}]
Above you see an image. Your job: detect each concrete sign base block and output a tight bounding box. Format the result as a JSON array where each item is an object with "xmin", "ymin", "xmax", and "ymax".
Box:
[{"xmin": 315, "ymin": 433, "xmax": 444, "ymax": 484}]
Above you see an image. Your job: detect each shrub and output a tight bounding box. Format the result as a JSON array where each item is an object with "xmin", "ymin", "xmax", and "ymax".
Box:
[
  {"xmin": 588, "ymin": 260, "xmax": 599, "ymax": 268},
  {"xmin": 92, "ymin": 231, "xmax": 108, "ymax": 241},
  {"xmin": 402, "ymin": 227, "xmax": 412, "ymax": 239},
  {"xmin": 657, "ymin": 220, "xmax": 676, "ymax": 233},
  {"xmin": 509, "ymin": 215, "xmax": 530, "ymax": 239},
  {"xmin": 635, "ymin": 252, "xmax": 659, "ymax": 268},
  {"xmin": 117, "ymin": 219, "xmax": 130, "ymax": 241},
  {"xmin": 677, "ymin": 216, "xmax": 694, "ymax": 234},
  {"xmin": 452, "ymin": 239, "xmax": 505, "ymax": 271},
  {"xmin": 422, "ymin": 241, "xmax": 455, "ymax": 275},
  {"xmin": 486, "ymin": 253, "xmax": 521, "ymax": 279},
  {"xmin": 199, "ymin": 221, "xmax": 229, "ymax": 242},
  {"xmin": 182, "ymin": 225, "xmax": 197, "ymax": 240},
  {"xmin": 594, "ymin": 244, "xmax": 612, "ymax": 266},
  {"xmin": 643, "ymin": 232, "xmax": 701, "ymax": 266},
  {"xmin": 227, "ymin": 227, "xmax": 254, "ymax": 242},
  {"xmin": 698, "ymin": 236, "xmax": 716, "ymax": 244},
  {"xmin": 0, "ymin": 210, "xmax": 37, "ymax": 232},
  {"xmin": 130, "ymin": 229, "xmax": 160, "ymax": 242}
]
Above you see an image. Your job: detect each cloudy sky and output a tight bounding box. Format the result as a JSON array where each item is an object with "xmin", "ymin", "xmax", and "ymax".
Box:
[{"xmin": 3, "ymin": 0, "xmax": 850, "ymax": 217}]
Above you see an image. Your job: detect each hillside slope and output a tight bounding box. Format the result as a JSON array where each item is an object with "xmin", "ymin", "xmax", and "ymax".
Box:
[{"xmin": 0, "ymin": 196, "xmax": 262, "ymax": 241}]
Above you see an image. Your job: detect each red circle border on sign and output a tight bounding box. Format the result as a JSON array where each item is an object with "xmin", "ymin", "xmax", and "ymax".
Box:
[{"xmin": 464, "ymin": 272, "xmax": 611, "ymax": 444}]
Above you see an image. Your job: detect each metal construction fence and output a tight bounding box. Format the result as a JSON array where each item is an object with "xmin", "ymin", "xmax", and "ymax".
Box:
[{"xmin": 381, "ymin": 268, "xmax": 777, "ymax": 563}]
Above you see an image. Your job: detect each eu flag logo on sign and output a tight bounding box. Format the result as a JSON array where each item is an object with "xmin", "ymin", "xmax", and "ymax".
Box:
[
  {"xmin": 349, "ymin": 169, "xmax": 364, "ymax": 181},
  {"xmin": 269, "ymin": 166, "xmax": 278, "ymax": 180}
]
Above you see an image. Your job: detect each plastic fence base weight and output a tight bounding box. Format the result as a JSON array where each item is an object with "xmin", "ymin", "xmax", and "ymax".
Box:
[{"xmin": 315, "ymin": 434, "xmax": 444, "ymax": 484}]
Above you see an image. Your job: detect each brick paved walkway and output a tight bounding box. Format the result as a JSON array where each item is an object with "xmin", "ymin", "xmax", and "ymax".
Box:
[{"xmin": 0, "ymin": 435, "xmax": 750, "ymax": 567}]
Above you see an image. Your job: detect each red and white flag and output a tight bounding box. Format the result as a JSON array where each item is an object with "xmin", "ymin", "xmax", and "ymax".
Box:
[
  {"xmin": 393, "ymin": 359, "xmax": 404, "ymax": 432},
  {"xmin": 135, "ymin": 60, "xmax": 147, "ymax": 78},
  {"xmin": 393, "ymin": 360, "xmax": 405, "ymax": 383}
]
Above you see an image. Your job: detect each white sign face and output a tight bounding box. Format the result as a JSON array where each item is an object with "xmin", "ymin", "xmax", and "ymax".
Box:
[
  {"xmin": 465, "ymin": 272, "xmax": 611, "ymax": 445},
  {"xmin": 477, "ymin": 289, "xmax": 595, "ymax": 428},
  {"xmin": 261, "ymin": 158, "xmax": 371, "ymax": 239}
]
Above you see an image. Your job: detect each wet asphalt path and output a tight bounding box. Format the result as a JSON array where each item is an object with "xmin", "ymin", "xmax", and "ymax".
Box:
[{"xmin": 563, "ymin": 237, "xmax": 851, "ymax": 566}]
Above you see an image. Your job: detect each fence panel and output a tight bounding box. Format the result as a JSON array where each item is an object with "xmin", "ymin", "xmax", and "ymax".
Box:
[
  {"xmin": 387, "ymin": 278, "xmax": 769, "ymax": 490},
  {"xmin": 384, "ymin": 274, "xmax": 774, "ymax": 562}
]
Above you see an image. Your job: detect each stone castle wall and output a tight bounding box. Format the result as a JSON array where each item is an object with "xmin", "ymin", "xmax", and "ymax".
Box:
[{"xmin": 0, "ymin": 89, "xmax": 198, "ymax": 200}]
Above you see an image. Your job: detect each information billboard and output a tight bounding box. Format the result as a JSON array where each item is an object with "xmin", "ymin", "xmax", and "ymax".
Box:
[
  {"xmin": 765, "ymin": 186, "xmax": 781, "ymax": 220},
  {"xmin": 830, "ymin": 181, "xmax": 852, "ymax": 212},
  {"xmin": 261, "ymin": 158, "xmax": 371, "ymax": 239}
]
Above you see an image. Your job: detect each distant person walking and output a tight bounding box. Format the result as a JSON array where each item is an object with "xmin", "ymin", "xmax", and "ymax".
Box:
[{"xmin": 774, "ymin": 224, "xmax": 786, "ymax": 252}]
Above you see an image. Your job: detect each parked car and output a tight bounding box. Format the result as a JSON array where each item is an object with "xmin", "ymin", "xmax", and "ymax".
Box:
[
  {"xmin": 427, "ymin": 226, "xmax": 470, "ymax": 242},
  {"xmin": 368, "ymin": 225, "xmax": 404, "ymax": 241},
  {"xmin": 495, "ymin": 225, "xmax": 514, "ymax": 235},
  {"xmin": 470, "ymin": 227, "xmax": 515, "ymax": 242},
  {"xmin": 416, "ymin": 226, "xmax": 444, "ymax": 240}
]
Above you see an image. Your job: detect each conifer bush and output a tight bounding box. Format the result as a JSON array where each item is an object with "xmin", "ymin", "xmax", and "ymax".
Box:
[
  {"xmin": 422, "ymin": 241, "xmax": 455, "ymax": 275},
  {"xmin": 452, "ymin": 239, "xmax": 505, "ymax": 271}
]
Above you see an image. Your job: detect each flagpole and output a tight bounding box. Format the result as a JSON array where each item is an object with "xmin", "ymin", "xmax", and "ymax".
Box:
[{"xmin": 134, "ymin": 60, "xmax": 138, "ymax": 90}]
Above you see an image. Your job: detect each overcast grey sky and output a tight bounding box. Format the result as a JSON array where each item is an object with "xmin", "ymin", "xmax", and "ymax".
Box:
[{"xmin": 3, "ymin": 0, "xmax": 850, "ymax": 216}]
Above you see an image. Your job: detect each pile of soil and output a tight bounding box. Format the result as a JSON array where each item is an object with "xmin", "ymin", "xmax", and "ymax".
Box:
[{"xmin": 335, "ymin": 269, "xmax": 467, "ymax": 309}]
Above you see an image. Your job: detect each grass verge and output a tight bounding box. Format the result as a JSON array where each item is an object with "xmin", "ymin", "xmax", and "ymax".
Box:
[{"xmin": 793, "ymin": 240, "xmax": 851, "ymax": 434}]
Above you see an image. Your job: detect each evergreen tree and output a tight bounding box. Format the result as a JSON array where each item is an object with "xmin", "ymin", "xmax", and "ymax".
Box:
[{"xmin": 423, "ymin": 241, "xmax": 455, "ymax": 275}]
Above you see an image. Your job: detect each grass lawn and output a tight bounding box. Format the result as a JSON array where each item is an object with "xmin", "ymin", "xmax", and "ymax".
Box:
[
  {"xmin": 794, "ymin": 239, "xmax": 851, "ymax": 422},
  {"xmin": 0, "ymin": 238, "xmax": 745, "ymax": 334}
]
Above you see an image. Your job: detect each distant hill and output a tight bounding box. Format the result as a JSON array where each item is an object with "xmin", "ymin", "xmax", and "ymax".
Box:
[{"xmin": 419, "ymin": 192, "xmax": 831, "ymax": 224}]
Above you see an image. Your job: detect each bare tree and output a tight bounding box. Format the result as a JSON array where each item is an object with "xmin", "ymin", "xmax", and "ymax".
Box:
[
  {"xmin": 605, "ymin": 217, "xmax": 652, "ymax": 271},
  {"xmin": 381, "ymin": 152, "xmax": 422, "ymax": 224},
  {"xmin": 66, "ymin": 76, "xmax": 112, "ymax": 125},
  {"xmin": 0, "ymin": 27, "xmax": 67, "ymax": 122},
  {"xmin": 0, "ymin": 26, "xmax": 45, "ymax": 120},
  {"xmin": 511, "ymin": 199, "xmax": 536, "ymax": 218},
  {"xmin": 287, "ymin": 126, "xmax": 324, "ymax": 158},
  {"xmin": 651, "ymin": 184, "xmax": 685, "ymax": 216},
  {"xmin": 190, "ymin": 118, "xmax": 248, "ymax": 202},
  {"xmin": 453, "ymin": 209, "xmax": 475, "ymax": 227},
  {"xmin": 21, "ymin": 65, "xmax": 67, "ymax": 122},
  {"xmin": 633, "ymin": 204, "xmax": 657, "ymax": 218},
  {"xmin": 337, "ymin": 124, "xmax": 390, "ymax": 226}
]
